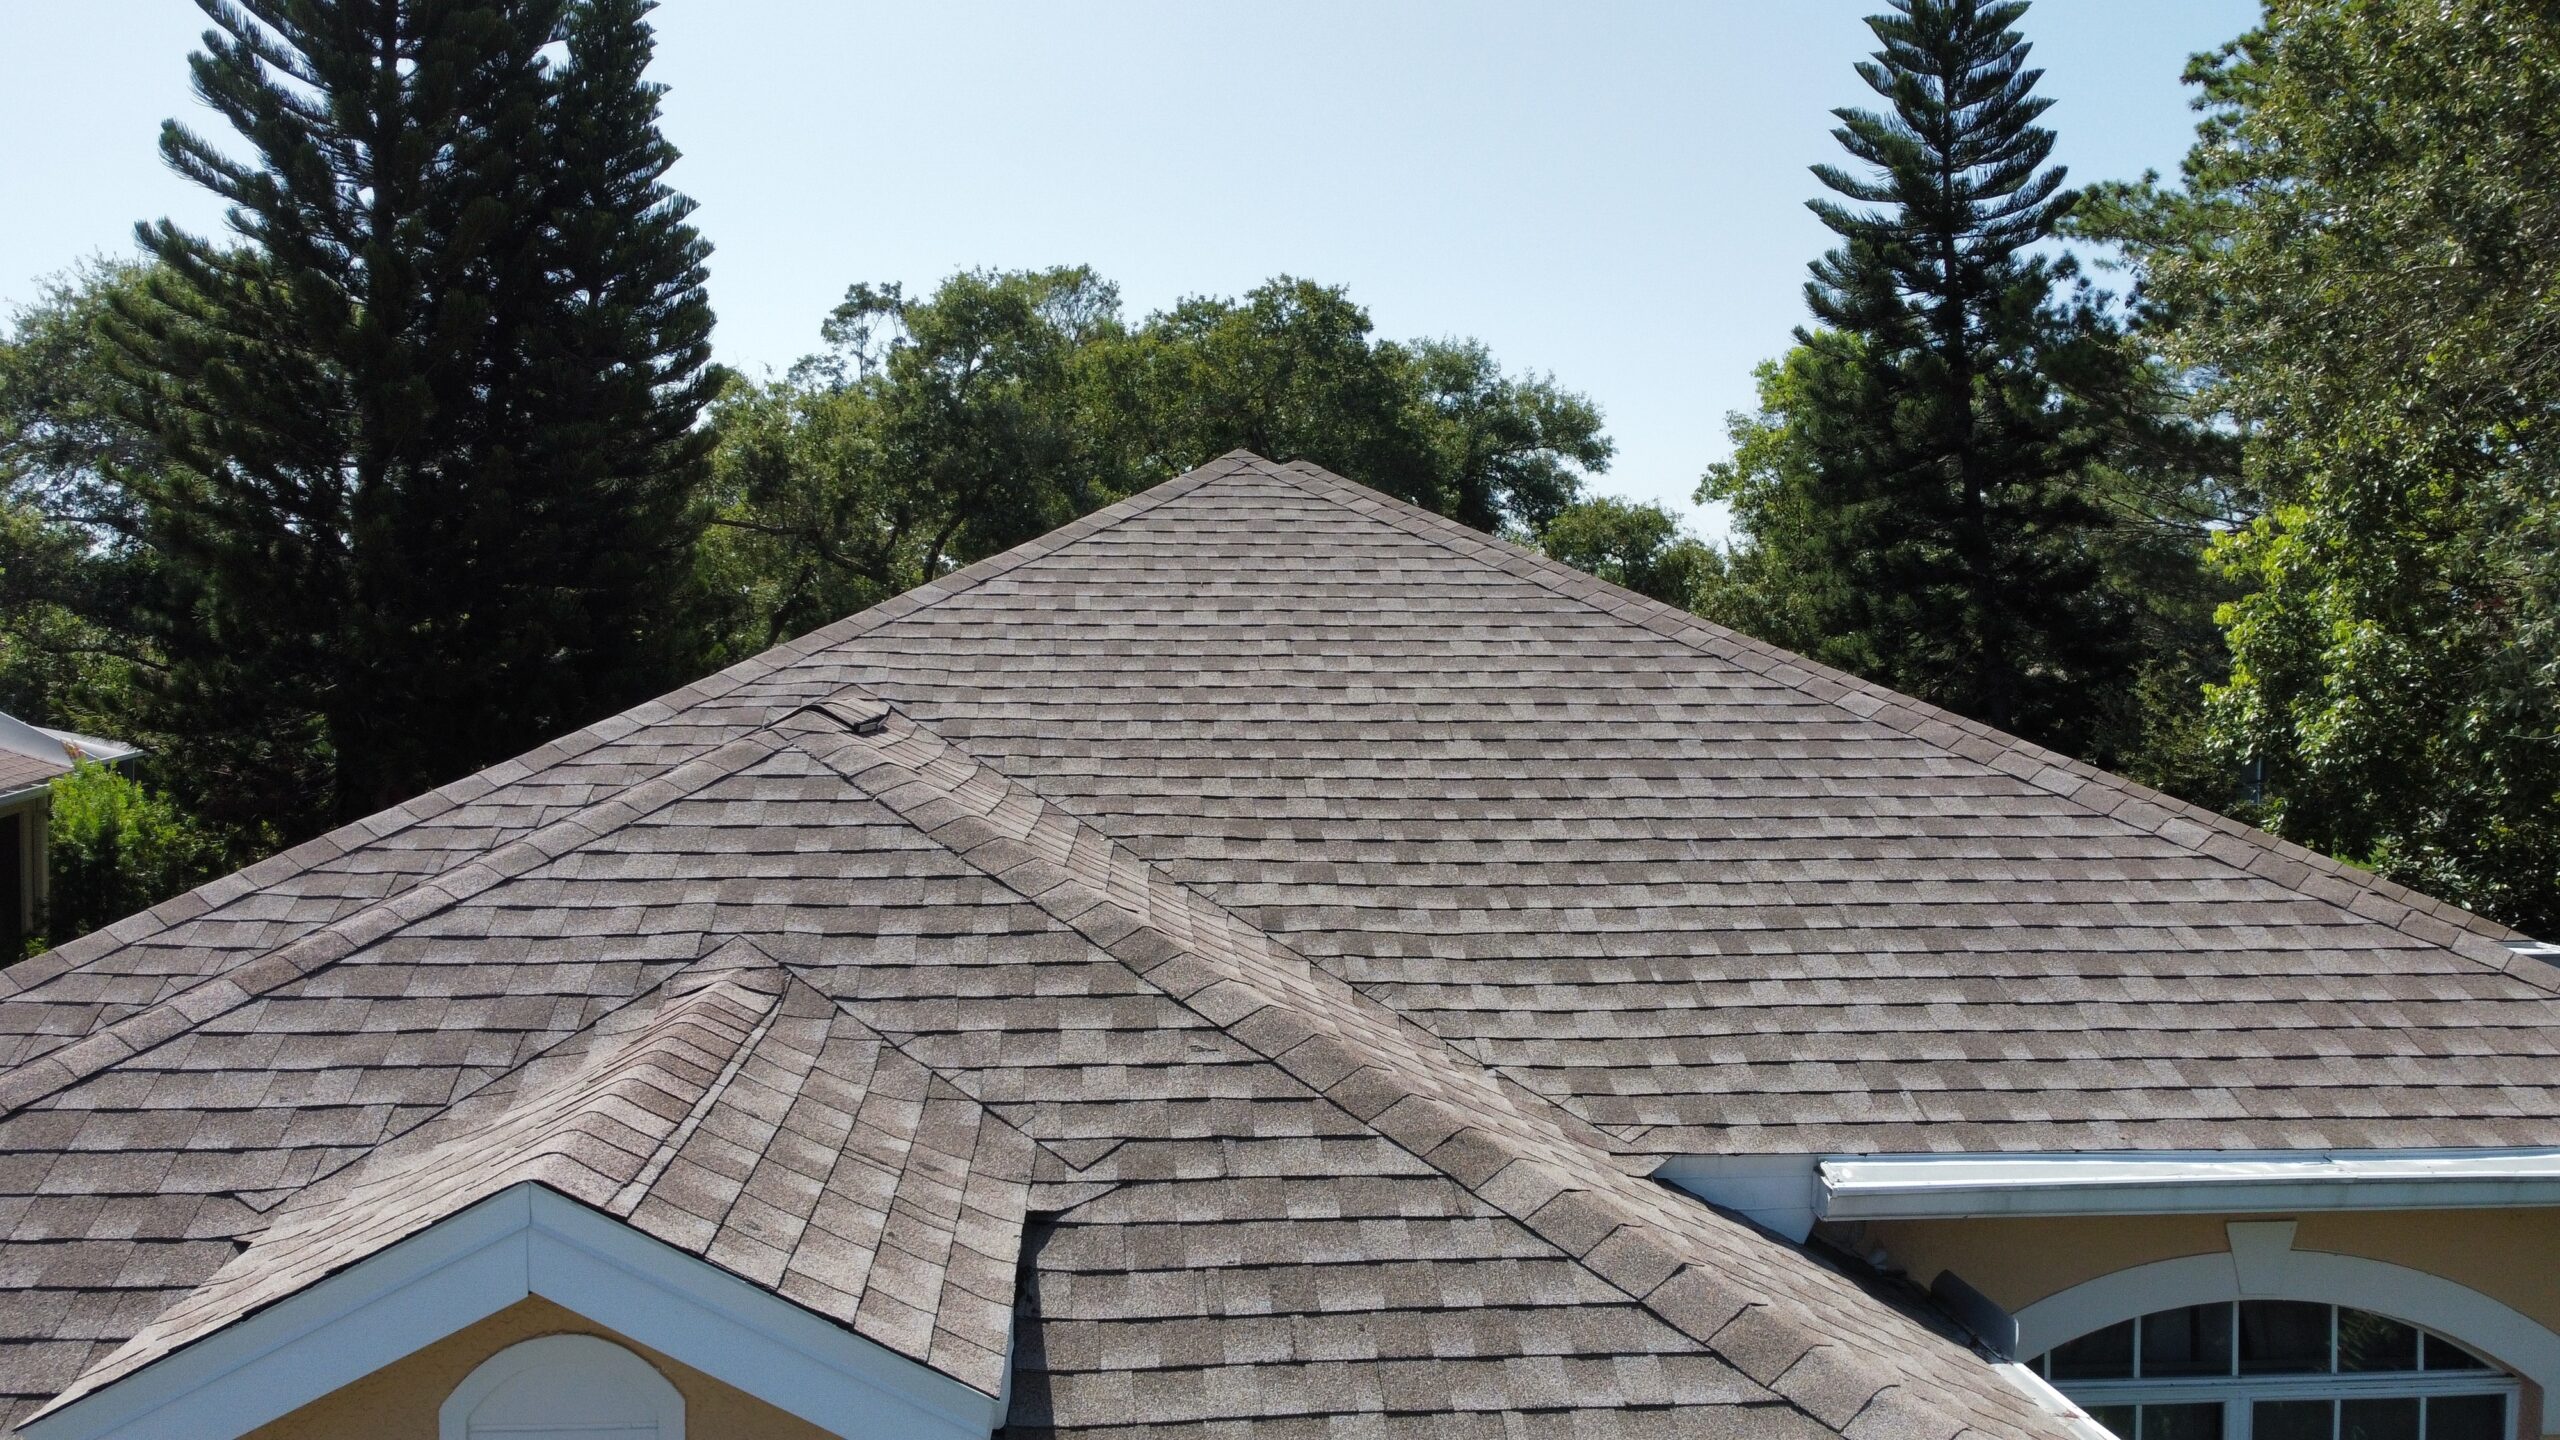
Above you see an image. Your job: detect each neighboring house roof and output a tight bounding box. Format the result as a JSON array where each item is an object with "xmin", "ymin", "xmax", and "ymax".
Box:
[
  {"xmin": 0, "ymin": 712, "xmax": 137, "ymax": 805},
  {"xmin": 0, "ymin": 752, "xmax": 67, "ymax": 806},
  {"xmin": 0, "ymin": 453, "xmax": 2552, "ymax": 1437}
]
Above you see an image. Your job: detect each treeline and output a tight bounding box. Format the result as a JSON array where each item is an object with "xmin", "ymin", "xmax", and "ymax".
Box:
[
  {"xmin": 1664, "ymin": 0, "xmax": 2560, "ymax": 932},
  {"xmin": 0, "ymin": 6, "xmax": 1623, "ymax": 948},
  {"xmin": 694, "ymin": 269, "xmax": 1613, "ymax": 658},
  {"xmin": 3, "ymin": 0, "xmax": 2555, "ymax": 945}
]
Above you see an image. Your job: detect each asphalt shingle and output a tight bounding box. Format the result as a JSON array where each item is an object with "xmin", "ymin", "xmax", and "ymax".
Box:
[{"xmin": 3, "ymin": 452, "xmax": 2547, "ymax": 1439}]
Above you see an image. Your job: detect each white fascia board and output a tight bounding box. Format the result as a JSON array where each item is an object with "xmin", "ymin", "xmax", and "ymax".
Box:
[
  {"xmin": 1818, "ymin": 1148, "xmax": 2560, "ymax": 1221},
  {"xmin": 1652, "ymin": 1154, "xmax": 1823, "ymax": 1241},
  {"xmin": 21, "ymin": 1183, "xmax": 1003, "ymax": 1440}
]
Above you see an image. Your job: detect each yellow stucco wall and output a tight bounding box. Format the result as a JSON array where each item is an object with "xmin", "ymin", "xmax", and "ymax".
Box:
[
  {"xmin": 240, "ymin": 1295, "xmax": 845, "ymax": 1440},
  {"xmin": 1847, "ymin": 1207, "xmax": 2560, "ymax": 1439},
  {"xmin": 1847, "ymin": 1207, "xmax": 2560, "ymax": 1329}
]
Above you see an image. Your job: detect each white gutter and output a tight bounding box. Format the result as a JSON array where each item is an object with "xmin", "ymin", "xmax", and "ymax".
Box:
[
  {"xmin": 1818, "ymin": 1148, "xmax": 2560, "ymax": 1220},
  {"xmin": 1656, "ymin": 1148, "xmax": 2560, "ymax": 1233}
]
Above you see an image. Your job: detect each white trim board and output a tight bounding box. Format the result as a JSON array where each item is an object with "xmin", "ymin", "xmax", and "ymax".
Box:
[
  {"xmin": 1819, "ymin": 1148, "xmax": 2560, "ymax": 1220},
  {"xmin": 1653, "ymin": 1154, "xmax": 1826, "ymax": 1241},
  {"xmin": 20, "ymin": 1183, "xmax": 1003, "ymax": 1440},
  {"xmin": 1993, "ymin": 1361, "xmax": 2129, "ymax": 1440},
  {"xmin": 1657, "ymin": 1149, "xmax": 2560, "ymax": 1231},
  {"xmin": 2013, "ymin": 1220, "xmax": 2560, "ymax": 1433}
]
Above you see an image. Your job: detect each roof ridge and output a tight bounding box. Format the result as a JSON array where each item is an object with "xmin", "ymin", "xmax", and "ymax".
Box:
[
  {"xmin": 40, "ymin": 946, "xmax": 798, "ymax": 1416},
  {"xmin": 0, "ymin": 453, "xmax": 1269, "ymax": 1000},
  {"xmin": 0, "ymin": 729, "xmax": 792, "ymax": 1119},
  {"xmin": 1252, "ymin": 457, "xmax": 2541, "ymax": 983},
  {"xmin": 778, "ymin": 701, "xmax": 2069, "ymax": 1440},
  {"xmin": 612, "ymin": 938, "xmax": 800, "ymax": 1211}
]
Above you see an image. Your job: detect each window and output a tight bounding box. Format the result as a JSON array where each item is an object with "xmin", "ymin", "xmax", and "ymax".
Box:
[
  {"xmin": 2031, "ymin": 1303, "xmax": 2517, "ymax": 1440},
  {"xmin": 439, "ymin": 1334, "xmax": 685, "ymax": 1440}
]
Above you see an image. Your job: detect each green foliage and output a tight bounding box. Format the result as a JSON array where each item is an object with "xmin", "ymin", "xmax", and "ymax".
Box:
[
  {"xmin": 1532, "ymin": 496, "xmax": 1721, "ymax": 611},
  {"xmin": 1123, "ymin": 279, "xmax": 1427, "ymax": 504},
  {"xmin": 1694, "ymin": 348, "xmax": 1849, "ymax": 655},
  {"xmin": 2084, "ymin": 0, "xmax": 2560, "ymax": 929},
  {"xmin": 112, "ymin": 0, "xmax": 718, "ymax": 832},
  {"xmin": 700, "ymin": 267, "xmax": 1129, "ymax": 654},
  {"xmin": 37, "ymin": 762, "xmax": 222, "ymax": 952},
  {"xmin": 1702, "ymin": 0, "xmax": 2146, "ymax": 760},
  {"xmin": 0, "ymin": 264, "xmax": 164, "ymax": 737},
  {"xmin": 706, "ymin": 270, "xmax": 1619, "ymax": 653},
  {"xmin": 1118, "ymin": 280, "xmax": 1612, "ymax": 531}
]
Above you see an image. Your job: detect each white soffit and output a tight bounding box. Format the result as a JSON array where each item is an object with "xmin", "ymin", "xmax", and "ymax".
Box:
[
  {"xmin": 1817, "ymin": 1149, "xmax": 2560, "ymax": 1221},
  {"xmin": 20, "ymin": 1182, "xmax": 1003, "ymax": 1440}
]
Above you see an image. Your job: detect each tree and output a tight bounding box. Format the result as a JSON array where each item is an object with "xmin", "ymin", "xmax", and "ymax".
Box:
[
  {"xmin": 38, "ymin": 762, "xmax": 223, "ymax": 954},
  {"xmin": 1704, "ymin": 0, "xmax": 2139, "ymax": 759},
  {"xmin": 1121, "ymin": 278, "xmax": 1612, "ymax": 531},
  {"xmin": 111, "ymin": 0, "xmax": 716, "ymax": 830},
  {"xmin": 1123, "ymin": 278, "xmax": 1428, "ymax": 502},
  {"xmin": 700, "ymin": 268, "xmax": 1129, "ymax": 655},
  {"xmin": 705, "ymin": 269, "xmax": 1619, "ymax": 653},
  {"xmin": 1533, "ymin": 496, "xmax": 1721, "ymax": 611},
  {"xmin": 1407, "ymin": 338, "xmax": 1612, "ymax": 535},
  {"xmin": 0, "ymin": 264, "xmax": 164, "ymax": 736},
  {"xmin": 2085, "ymin": 0, "xmax": 2560, "ymax": 929}
]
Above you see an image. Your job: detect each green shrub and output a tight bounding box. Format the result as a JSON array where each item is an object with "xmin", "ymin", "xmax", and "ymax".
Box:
[{"xmin": 38, "ymin": 761, "xmax": 219, "ymax": 950}]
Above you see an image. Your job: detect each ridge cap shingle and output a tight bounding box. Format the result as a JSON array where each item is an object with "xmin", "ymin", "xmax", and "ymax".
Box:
[
  {"xmin": 34, "ymin": 944, "xmax": 800, "ymax": 1417},
  {"xmin": 0, "ymin": 452, "xmax": 1266, "ymax": 1006},
  {"xmin": 0, "ymin": 730, "xmax": 798, "ymax": 1120},
  {"xmin": 777, "ymin": 700, "xmax": 2074, "ymax": 1440}
]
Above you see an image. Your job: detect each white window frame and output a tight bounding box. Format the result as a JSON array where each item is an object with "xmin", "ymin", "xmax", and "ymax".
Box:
[
  {"xmin": 2011, "ymin": 1222, "xmax": 2560, "ymax": 1434},
  {"xmin": 2035, "ymin": 1297, "xmax": 2522, "ymax": 1440},
  {"xmin": 2056, "ymin": 1374, "xmax": 2514, "ymax": 1440}
]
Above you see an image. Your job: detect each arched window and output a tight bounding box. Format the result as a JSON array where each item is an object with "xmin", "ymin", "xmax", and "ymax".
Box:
[
  {"xmin": 2028, "ymin": 1301, "xmax": 2519, "ymax": 1440},
  {"xmin": 439, "ymin": 1334, "xmax": 686, "ymax": 1440}
]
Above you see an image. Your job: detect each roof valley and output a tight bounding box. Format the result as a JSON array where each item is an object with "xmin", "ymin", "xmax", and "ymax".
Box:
[
  {"xmin": 8, "ymin": 451, "xmax": 2550, "ymax": 1439},
  {"xmin": 775, "ymin": 703, "xmax": 2062, "ymax": 1440}
]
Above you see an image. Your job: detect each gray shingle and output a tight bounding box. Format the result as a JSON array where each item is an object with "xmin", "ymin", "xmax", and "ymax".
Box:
[{"xmin": 5, "ymin": 452, "xmax": 2544, "ymax": 1439}]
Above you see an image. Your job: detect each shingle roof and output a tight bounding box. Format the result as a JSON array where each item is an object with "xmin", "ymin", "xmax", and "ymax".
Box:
[
  {"xmin": 0, "ymin": 751, "xmax": 68, "ymax": 801},
  {"xmin": 1, "ymin": 452, "xmax": 2552, "ymax": 1437},
  {"xmin": 45, "ymin": 938, "xmax": 1030, "ymax": 1413}
]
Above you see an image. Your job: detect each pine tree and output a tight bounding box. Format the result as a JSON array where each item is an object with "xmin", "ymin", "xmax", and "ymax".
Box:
[
  {"xmin": 1739, "ymin": 0, "xmax": 2133, "ymax": 752},
  {"xmin": 113, "ymin": 0, "xmax": 715, "ymax": 829},
  {"xmin": 518, "ymin": 0, "xmax": 718, "ymax": 734}
]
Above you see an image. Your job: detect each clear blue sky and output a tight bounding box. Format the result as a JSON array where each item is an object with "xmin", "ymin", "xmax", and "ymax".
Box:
[{"xmin": 0, "ymin": 1, "xmax": 2258, "ymax": 536}]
